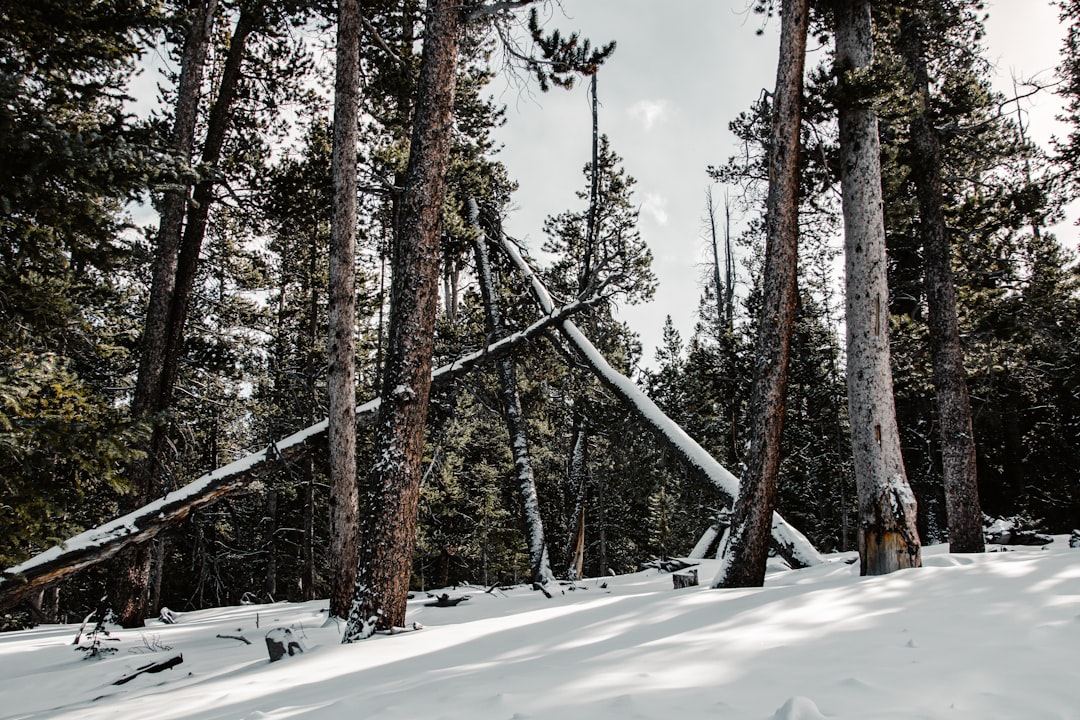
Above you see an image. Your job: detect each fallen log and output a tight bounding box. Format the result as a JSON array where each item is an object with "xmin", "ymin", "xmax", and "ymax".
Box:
[
  {"xmin": 112, "ymin": 653, "xmax": 184, "ymax": 685},
  {"xmin": 0, "ymin": 298, "xmax": 593, "ymax": 612},
  {"xmin": 496, "ymin": 233, "xmax": 824, "ymax": 569}
]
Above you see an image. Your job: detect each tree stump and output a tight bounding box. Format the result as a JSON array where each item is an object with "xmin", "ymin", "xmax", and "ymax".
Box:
[
  {"xmin": 673, "ymin": 568, "xmax": 698, "ymax": 589},
  {"xmin": 265, "ymin": 627, "xmax": 305, "ymax": 662}
]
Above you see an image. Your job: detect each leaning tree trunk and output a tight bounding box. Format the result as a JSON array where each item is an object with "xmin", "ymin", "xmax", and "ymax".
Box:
[
  {"xmin": 343, "ymin": 0, "xmax": 462, "ymax": 641},
  {"xmin": 497, "ymin": 234, "xmax": 825, "ymax": 569},
  {"xmin": 835, "ymin": 0, "xmax": 922, "ymax": 576},
  {"xmin": 326, "ymin": 0, "xmax": 362, "ymax": 620},
  {"xmin": 469, "ymin": 200, "xmax": 555, "ymax": 585},
  {"xmin": 714, "ymin": 0, "xmax": 809, "ymax": 589},
  {"xmin": 110, "ymin": 0, "xmax": 219, "ymax": 628},
  {"xmin": 898, "ymin": 6, "xmax": 984, "ymax": 554}
]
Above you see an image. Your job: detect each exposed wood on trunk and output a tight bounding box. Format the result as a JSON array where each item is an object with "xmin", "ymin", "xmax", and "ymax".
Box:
[
  {"xmin": 327, "ymin": 0, "xmax": 362, "ymax": 620},
  {"xmin": 343, "ymin": 0, "xmax": 462, "ymax": 641},
  {"xmin": 715, "ymin": 0, "xmax": 809, "ymax": 590},
  {"xmin": 0, "ymin": 301, "xmax": 591, "ymax": 613},
  {"xmin": 469, "ymin": 199, "xmax": 555, "ymax": 585},
  {"xmin": 495, "ymin": 234, "xmax": 825, "ymax": 569},
  {"xmin": 835, "ymin": 0, "xmax": 922, "ymax": 575},
  {"xmin": 898, "ymin": 6, "xmax": 984, "ymax": 554}
]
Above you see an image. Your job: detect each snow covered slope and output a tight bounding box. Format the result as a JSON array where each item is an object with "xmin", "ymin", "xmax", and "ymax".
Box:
[{"xmin": 1, "ymin": 541, "xmax": 1077, "ymax": 719}]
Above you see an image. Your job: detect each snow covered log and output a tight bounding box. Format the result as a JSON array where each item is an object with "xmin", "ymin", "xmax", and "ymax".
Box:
[
  {"xmin": 0, "ymin": 298, "xmax": 593, "ymax": 612},
  {"xmin": 496, "ymin": 234, "xmax": 825, "ymax": 569}
]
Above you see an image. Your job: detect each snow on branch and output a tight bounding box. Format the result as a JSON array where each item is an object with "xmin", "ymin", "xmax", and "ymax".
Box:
[
  {"xmin": 0, "ymin": 297, "xmax": 594, "ymax": 611},
  {"xmin": 496, "ymin": 233, "xmax": 825, "ymax": 569}
]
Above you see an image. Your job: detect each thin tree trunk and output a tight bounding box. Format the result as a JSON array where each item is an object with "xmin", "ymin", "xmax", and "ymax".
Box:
[
  {"xmin": 565, "ymin": 411, "xmax": 588, "ymax": 580},
  {"xmin": 326, "ymin": 0, "xmax": 361, "ymax": 620},
  {"xmin": 898, "ymin": 6, "xmax": 984, "ymax": 554},
  {"xmin": 343, "ymin": 0, "xmax": 461, "ymax": 640},
  {"xmin": 263, "ymin": 487, "xmax": 278, "ymax": 600},
  {"xmin": 469, "ymin": 200, "xmax": 554, "ymax": 585},
  {"xmin": 706, "ymin": 186, "xmax": 726, "ymax": 326},
  {"xmin": 582, "ymin": 73, "xmax": 599, "ymax": 290},
  {"xmin": 835, "ymin": 0, "xmax": 922, "ymax": 575},
  {"xmin": 714, "ymin": 0, "xmax": 809, "ymax": 589}
]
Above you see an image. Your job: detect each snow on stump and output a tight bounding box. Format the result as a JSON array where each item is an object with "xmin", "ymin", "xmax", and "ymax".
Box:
[
  {"xmin": 672, "ymin": 568, "xmax": 698, "ymax": 589},
  {"xmin": 1070, "ymin": 530, "xmax": 1080, "ymax": 549},
  {"xmin": 265, "ymin": 628, "xmax": 305, "ymax": 662}
]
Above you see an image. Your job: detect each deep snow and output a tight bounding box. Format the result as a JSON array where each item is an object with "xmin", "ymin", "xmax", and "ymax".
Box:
[{"xmin": 2, "ymin": 541, "xmax": 1078, "ymax": 719}]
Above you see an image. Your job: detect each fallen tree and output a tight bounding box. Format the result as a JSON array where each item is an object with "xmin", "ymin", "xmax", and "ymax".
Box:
[
  {"xmin": 0, "ymin": 298, "xmax": 594, "ymax": 612},
  {"xmin": 495, "ymin": 233, "xmax": 825, "ymax": 569}
]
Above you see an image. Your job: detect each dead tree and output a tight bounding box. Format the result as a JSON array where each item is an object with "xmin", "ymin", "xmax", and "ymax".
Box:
[
  {"xmin": 495, "ymin": 234, "xmax": 824, "ymax": 569},
  {"xmin": 469, "ymin": 199, "xmax": 555, "ymax": 585}
]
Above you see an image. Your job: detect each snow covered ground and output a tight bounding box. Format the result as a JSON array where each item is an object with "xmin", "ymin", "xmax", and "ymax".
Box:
[{"xmin": 2, "ymin": 541, "xmax": 1078, "ymax": 720}]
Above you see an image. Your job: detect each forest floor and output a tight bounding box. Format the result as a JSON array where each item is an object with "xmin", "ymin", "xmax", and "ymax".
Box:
[{"xmin": 1, "ymin": 540, "xmax": 1078, "ymax": 719}]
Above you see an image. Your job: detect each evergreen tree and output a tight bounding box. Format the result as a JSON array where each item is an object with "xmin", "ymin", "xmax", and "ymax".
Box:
[{"xmin": 0, "ymin": 0, "xmax": 161, "ymax": 605}]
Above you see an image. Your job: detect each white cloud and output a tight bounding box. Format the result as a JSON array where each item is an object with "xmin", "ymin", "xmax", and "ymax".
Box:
[
  {"xmin": 628, "ymin": 99, "xmax": 668, "ymax": 131},
  {"xmin": 642, "ymin": 193, "xmax": 669, "ymax": 226}
]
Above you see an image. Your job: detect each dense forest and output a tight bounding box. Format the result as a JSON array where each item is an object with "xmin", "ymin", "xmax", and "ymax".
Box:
[{"xmin": 1, "ymin": 0, "xmax": 1078, "ymax": 632}]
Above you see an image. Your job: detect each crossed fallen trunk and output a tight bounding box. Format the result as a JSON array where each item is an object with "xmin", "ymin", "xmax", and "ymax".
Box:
[{"xmin": 0, "ymin": 240, "xmax": 822, "ymax": 612}]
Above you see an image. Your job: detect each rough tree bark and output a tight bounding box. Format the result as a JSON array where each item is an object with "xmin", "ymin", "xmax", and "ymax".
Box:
[
  {"xmin": 714, "ymin": 0, "xmax": 809, "ymax": 589},
  {"xmin": 327, "ymin": 0, "xmax": 362, "ymax": 620},
  {"xmin": 469, "ymin": 199, "xmax": 555, "ymax": 585},
  {"xmin": 343, "ymin": 0, "xmax": 462, "ymax": 640},
  {"xmin": 835, "ymin": 0, "xmax": 922, "ymax": 575},
  {"xmin": 898, "ymin": 4, "xmax": 984, "ymax": 554},
  {"xmin": 110, "ymin": 0, "xmax": 218, "ymax": 628}
]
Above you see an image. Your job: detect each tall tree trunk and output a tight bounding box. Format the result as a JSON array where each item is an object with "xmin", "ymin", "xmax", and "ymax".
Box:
[
  {"xmin": 111, "ymin": 0, "xmax": 218, "ymax": 628},
  {"xmin": 326, "ymin": 0, "xmax": 362, "ymax": 620},
  {"xmin": 114, "ymin": 7, "xmax": 255, "ymax": 627},
  {"xmin": 469, "ymin": 200, "xmax": 554, "ymax": 585},
  {"xmin": 898, "ymin": 6, "xmax": 984, "ymax": 554},
  {"xmin": 835, "ymin": 0, "xmax": 922, "ymax": 575},
  {"xmin": 714, "ymin": 0, "xmax": 809, "ymax": 589},
  {"xmin": 343, "ymin": 0, "xmax": 461, "ymax": 640}
]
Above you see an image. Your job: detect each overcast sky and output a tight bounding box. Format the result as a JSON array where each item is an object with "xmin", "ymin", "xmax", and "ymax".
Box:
[{"xmin": 490, "ymin": 0, "xmax": 1074, "ymax": 371}]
